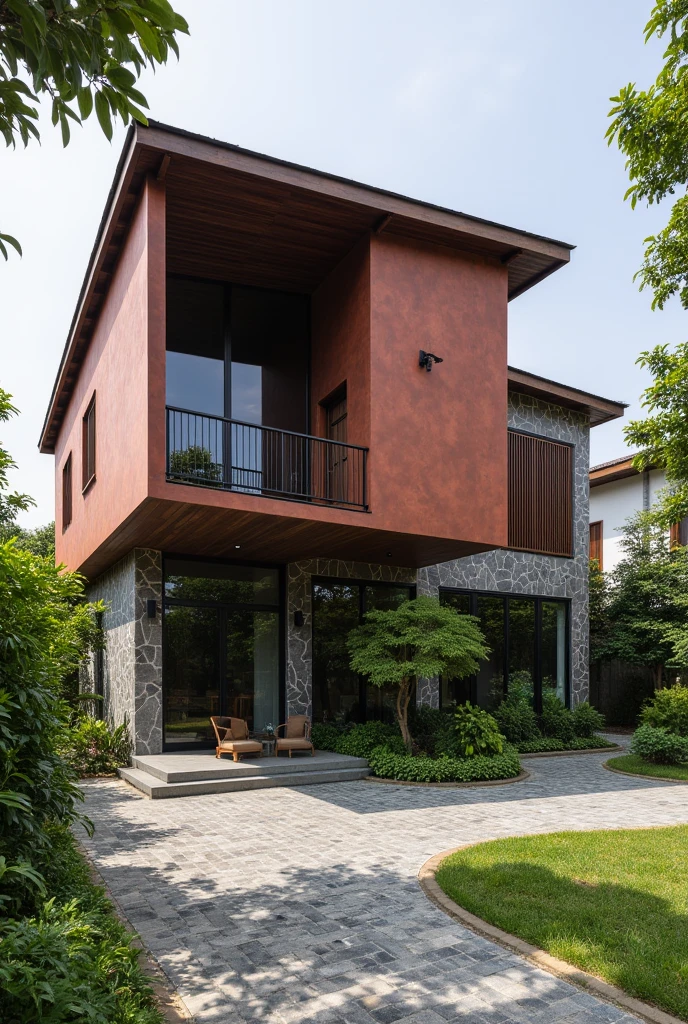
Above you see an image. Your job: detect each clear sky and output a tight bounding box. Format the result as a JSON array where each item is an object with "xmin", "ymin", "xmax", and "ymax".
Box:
[{"xmin": 1, "ymin": 0, "xmax": 686, "ymax": 526}]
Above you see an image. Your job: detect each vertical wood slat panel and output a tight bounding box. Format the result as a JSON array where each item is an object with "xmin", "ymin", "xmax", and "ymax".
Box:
[{"xmin": 508, "ymin": 430, "xmax": 572, "ymax": 557}]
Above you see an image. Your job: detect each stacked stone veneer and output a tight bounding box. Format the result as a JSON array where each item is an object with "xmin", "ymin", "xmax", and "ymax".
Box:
[{"xmin": 82, "ymin": 548, "xmax": 163, "ymax": 754}]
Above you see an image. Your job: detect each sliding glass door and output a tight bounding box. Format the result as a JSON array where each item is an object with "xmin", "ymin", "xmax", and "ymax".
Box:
[
  {"xmin": 439, "ymin": 589, "xmax": 570, "ymax": 711},
  {"xmin": 163, "ymin": 559, "xmax": 282, "ymax": 748}
]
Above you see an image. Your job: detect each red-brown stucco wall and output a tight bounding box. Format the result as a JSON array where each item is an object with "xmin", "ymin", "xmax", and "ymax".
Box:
[
  {"xmin": 310, "ymin": 237, "xmax": 371, "ymax": 447},
  {"xmin": 54, "ymin": 177, "xmax": 163, "ymax": 572},
  {"xmin": 368, "ymin": 234, "xmax": 508, "ymax": 547}
]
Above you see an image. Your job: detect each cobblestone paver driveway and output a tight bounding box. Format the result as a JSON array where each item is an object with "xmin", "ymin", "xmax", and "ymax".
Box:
[{"xmin": 81, "ymin": 746, "xmax": 688, "ymax": 1024}]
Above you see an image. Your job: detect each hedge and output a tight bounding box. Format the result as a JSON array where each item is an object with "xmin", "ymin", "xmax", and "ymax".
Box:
[{"xmin": 367, "ymin": 745, "xmax": 522, "ymax": 783}]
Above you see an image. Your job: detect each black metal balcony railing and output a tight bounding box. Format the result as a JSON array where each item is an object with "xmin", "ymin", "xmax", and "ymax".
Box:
[{"xmin": 166, "ymin": 406, "xmax": 368, "ymax": 511}]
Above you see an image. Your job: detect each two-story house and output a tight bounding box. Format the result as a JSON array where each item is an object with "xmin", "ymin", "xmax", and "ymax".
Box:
[{"xmin": 40, "ymin": 122, "xmax": 624, "ymax": 766}]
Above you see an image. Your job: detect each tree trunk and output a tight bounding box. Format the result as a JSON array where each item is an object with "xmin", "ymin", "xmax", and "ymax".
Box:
[
  {"xmin": 396, "ymin": 677, "xmax": 415, "ymax": 753},
  {"xmin": 653, "ymin": 663, "xmax": 664, "ymax": 690}
]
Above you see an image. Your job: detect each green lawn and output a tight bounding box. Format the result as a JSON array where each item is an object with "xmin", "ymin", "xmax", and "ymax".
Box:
[
  {"xmin": 607, "ymin": 753, "xmax": 688, "ymax": 781},
  {"xmin": 436, "ymin": 827, "xmax": 688, "ymax": 1019}
]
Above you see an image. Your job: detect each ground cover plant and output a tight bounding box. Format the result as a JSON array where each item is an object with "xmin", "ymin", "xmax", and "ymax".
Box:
[
  {"xmin": 435, "ymin": 826, "xmax": 688, "ymax": 1019},
  {"xmin": 607, "ymin": 753, "xmax": 688, "ymax": 780}
]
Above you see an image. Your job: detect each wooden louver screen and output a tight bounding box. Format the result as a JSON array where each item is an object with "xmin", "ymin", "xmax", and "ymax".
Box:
[
  {"xmin": 508, "ymin": 431, "xmax": 572, "ymax": 557},
  {"xmin": 589, "ymin": 521, "xmax": 603, "ymax": 568}
]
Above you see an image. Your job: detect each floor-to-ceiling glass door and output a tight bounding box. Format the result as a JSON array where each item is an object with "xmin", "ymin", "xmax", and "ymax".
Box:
[
  {"xmin": 163, "ymin": 558, "xmax": 282, "ymax": 749},
  {"xmin": 312, "ymin": 578, "xmax": 415, "ymax": 725},
  {"xmin": 439, "ymin": 589, "xmax": 570, "ymax": 712}
]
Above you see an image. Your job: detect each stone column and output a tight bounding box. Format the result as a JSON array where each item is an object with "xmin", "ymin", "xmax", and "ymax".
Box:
[
  {"xmin": 415, "ymin": 568, "xmax": 440, "ymax": 708},
  {"xmin": 133, "ymin": 549, "xmax": 163, "ymax": 754},
  {"xmin": 286, "ymin": 562, "xmax": 313, "ymax": 718}
]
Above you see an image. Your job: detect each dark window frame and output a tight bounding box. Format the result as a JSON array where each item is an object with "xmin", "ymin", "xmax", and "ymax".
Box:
[
  {"xmin": 438, "ymin": 587, "xmax": 571, "ymax": 712},
  {"xmin": 161, "ymin": 554, "xmax": 285, "ymax": 751},
  {"xmin": 82, "ymin": 392, "xmax": 97, "ymax": 493},
  {"xmin": 62, "ymin": 452, "xmax": 73, "ymax": 532},
  {"xmin": 508, "ymin": 428, "xmax": 574, "ymax": 559}
]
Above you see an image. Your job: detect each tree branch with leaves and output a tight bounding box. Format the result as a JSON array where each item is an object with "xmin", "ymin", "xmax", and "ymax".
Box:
[{"xmin": 0, "ymin": 0, "xmax": 188, "ymax": 259}]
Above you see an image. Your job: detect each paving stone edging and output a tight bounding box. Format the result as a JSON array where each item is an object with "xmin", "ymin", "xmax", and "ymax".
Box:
[
  {"xmin": 519, "ymin": 745, "xmax": 620, "ymax": 759},
  {"xmin": 418, "ymin": 845, "xmax": 684, "ymax": 1024},
  {"xmin": 80, "ymin": 841, "xmax": 193, "ymax": 1023},
  {"xmin": 364, "ymin": 769, "xmax": 529, "ymax": 788},
  {"xmin": 603, "ymin": 760, "xmax": 688, "ymax": 784}
]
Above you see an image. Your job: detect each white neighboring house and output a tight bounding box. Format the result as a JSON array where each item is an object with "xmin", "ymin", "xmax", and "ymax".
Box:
[{"xmin": 588, "ymin": 456, "xmax": 686, "ymax": 573}]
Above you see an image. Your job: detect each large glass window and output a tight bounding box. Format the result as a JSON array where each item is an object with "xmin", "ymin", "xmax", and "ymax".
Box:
[
  {"xmin": 439, "ymin": 590, "xmax": 569, "ymax": 711},
  {"xmin": 163, "ymin": 559, "xmax": 281, "ymax": 748},
  {"xmin": 312, "ymin": 579, "xmax": 415, "ymax": 725}
]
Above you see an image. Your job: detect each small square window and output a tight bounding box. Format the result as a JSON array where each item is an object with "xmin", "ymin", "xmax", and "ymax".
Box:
[{"xmin": 82, "ymin": 393, "xmax": 96, "ymax": 492}]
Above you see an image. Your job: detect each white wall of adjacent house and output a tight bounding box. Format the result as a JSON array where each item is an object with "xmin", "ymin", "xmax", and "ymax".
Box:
[{"xmin": 589, "ymin": 467, "xmax": 668, "ymax": 573}]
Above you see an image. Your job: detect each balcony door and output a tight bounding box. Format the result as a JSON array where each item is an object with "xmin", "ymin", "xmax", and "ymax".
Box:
[{"xmin": 324, "ymin": 388, "xmax": 348, "ymax": 505}]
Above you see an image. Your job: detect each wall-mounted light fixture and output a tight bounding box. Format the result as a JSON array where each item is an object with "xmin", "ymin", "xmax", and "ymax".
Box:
[
  {"xmin": 294, "ymin": 610, "xmax": 304, "ymax": 628},
  {"xmin": 419, "ymin": 350, "xmax": 443, "ymax": 372},
  {"xmin": 146, "ymin": 599, "xmax": 157, "ymax": 619}
]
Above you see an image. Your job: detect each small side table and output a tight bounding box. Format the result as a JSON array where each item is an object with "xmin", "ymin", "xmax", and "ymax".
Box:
[{"xmin": 261, "ymin": 738, "xmax": 276, "ymax": 757}]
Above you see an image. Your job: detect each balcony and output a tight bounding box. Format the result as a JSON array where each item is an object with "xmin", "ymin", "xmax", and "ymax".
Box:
[{"xmin": 166, "ymin": 407, "xmax": 369, "ymax": 511}]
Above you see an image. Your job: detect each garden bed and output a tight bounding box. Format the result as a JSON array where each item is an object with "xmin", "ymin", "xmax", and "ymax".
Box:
[
  {"xmin": 433, "ymin": 826, "xmax": 688, "ymax": 1020},
  {"xmin": 516, "ymin": 735, "xmax": 618, "ymax": 755},
  {"xmin": 606, "ymin": 753, "xmax": 688, "ymax": 782}
]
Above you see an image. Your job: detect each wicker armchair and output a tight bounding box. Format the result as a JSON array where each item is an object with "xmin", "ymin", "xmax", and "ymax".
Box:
[
  {"xmin": 275, "ymin": 716, "xmax": 315, "ymax": 757},
  {"xmin": 210, "ymin": 716, "xmax": 263, "ymax": 761}
]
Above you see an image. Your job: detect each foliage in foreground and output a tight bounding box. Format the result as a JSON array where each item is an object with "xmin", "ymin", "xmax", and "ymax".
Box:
[
  {"xmin": 436, "ymin": 825, "xmax": 688, "ymax": 1018},
  {"xmin": 58, "ymin": 718, "xmax": 132, "ymax": 777},
  {"xmin": 640, "ymin": 682, "xmax": 688, "ymax": 735},
  {"xmin": 0, "ymin": 0, "xmax": 189, "ymax": 260},
  {"xmin": 347, "ymin": 597, "xmax": 489, "ymax": 752},
  {"xmin": 367, "ymin": 745, "xmax": 521, "ymax": 784},
  {"xmin": 607, "ymin": 752, "xmax": 688, "ymax": 780},
  {"xmin": 0, "ymin": 824, "xmax": 162, "ymax": 1024}
]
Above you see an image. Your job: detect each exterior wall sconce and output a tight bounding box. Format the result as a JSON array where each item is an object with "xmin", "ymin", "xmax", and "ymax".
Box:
[
  {"xmin": 146, "ymin": 599, "xmax": 157, "ymax": 619},
  {"xmin": 294, "ymin": 610, "xmax": 304, "ymax": 628},
  {"xmin": 419, "ymin": 350, "xmax": 443, "ymax": 372}
]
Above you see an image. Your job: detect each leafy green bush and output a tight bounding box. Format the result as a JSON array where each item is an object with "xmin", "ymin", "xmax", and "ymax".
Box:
[
  {"xmin": 516, "ymin": 735, "xmax": 612, "ymax": 753},
  {"xmin": 640, "ymin": 685, "xmax": 688, "ymax": 736},
  {"xmin": 631, "ymin": 724, "xmax": 688, "ymax": 764},
  {"xmin": 453, "ymin": 702, "xmax": 504, "ymax": 756},
  {"xmin": 0, "ymin": 825, "xmax": 162, "ymax": 1024},
  {"xmin": 367, "ymin": 745, "xmax": 521, "ymax": 783},
  {"xmin": 336, "ymin": 721, "xmax": 406, "ymax": 758},
  {"xmin": 491, "ymin": 692, "xmax": 540, "ymax": 744},
  {"xmin": 571, "ymin": 701, "xmax": 606, "ymax": 738},
  {"xmin": 59, "ymin": 717, "xmax": 131, "ymax": 777},
  {"xmin": 311, "ymin": 722, "xmax": 343, "ymax": 752},
  {"xmin": 539, "ymin": 691, "xmax": 576, "ymax": 741}
]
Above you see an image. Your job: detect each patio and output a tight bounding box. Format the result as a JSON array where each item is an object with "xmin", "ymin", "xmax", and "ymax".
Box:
[{"xmin": 80, "ymin": 743, "xmax": 688, "ymax": 1024}]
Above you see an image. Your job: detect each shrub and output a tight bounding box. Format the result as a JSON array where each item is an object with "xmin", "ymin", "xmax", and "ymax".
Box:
[
  {"xmin": 59, "ymin": 717, "xmax": 131, "ymax": 777},
  {"xmin": 492, "ymin": 692, "xmax": 540, "ymax": 744},
  {"xmin": 336, "ymin": 721, "xmax": 406, "ymax": 758},
  {"xmin": 640, "ymin": 685, "xmax": 688, "ymax": 736},
  {"xmin": 631, "ymin": 724, "xmax": 688, "ymax": 764},
  {"xmin": 311, "ymin": 722, "xmax": 343, "ymax": 752},
  {"xmin": 0, "ymin": 825, "xmax": 162, "ymax": 1024},
  {"xmin": 516, "ymin": 735, "xmax": 612, "ymax": 753},
  {"xmin": 453, "ymin": 702, "xmax": 504, "ymax": 756},
  {"xmin": 571, "ymin": 701, "xmax": 605, "ymax": 738},
  {"xmin": 539, "ymin": 691, "xmax": 576, "ymax": 741},
  {"xmin": 367, "ymin": 745, "xmax": 521, "ymax": 783}
]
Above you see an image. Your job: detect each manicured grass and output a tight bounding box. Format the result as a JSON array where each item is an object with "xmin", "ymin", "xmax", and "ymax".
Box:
[
  {"xmin": 607, "ymin": 753, "xmax": 688, "ymax": 781},
  {"xmin": 436, "ymin": 826, "xmax": 688, "ymax": 1019}
]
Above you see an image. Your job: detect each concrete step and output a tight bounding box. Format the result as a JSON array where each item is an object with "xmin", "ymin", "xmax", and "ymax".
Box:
[
  {"xmin": 119, "ymin": 765, "xmax": 370, "ymax": 799},
  {"xmin": 131, "ymin": 751, "xmax": 367, "ymax": 784}
]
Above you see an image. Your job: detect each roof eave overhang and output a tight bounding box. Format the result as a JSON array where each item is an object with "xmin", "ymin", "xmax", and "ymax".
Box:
[{"xmin": 507, "ymin": 366, "xmax": 627, "ymax": 427}]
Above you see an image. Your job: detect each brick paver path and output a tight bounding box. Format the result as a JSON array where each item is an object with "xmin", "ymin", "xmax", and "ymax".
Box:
[{"xmin": 82, "ymin": 746, "xmax": 688, "ymax": 1024}]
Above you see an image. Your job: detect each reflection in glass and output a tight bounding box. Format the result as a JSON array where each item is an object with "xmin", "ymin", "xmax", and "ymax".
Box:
[
  {"xmin": 165, "ymin": 560, "xmax": 279, "ymax": 606},
  {"xmin": 225, "ymin": 610, "xmax": 279, "ymax": 733},
  {"xmin": 364, "ymin": 586, "xmax": 414, "ymax": 723},
  {"xmin": 541, "ymin": 601, "xmax": 567, "ymax": 702},
  {"xmin": 163, "ymin": 605, "xmax": 220, "ymax": 745},
  {"xmin": 476, "ymin": 596, "xmax": 505, "ymax": 707},
  {"xmin": 508, "ymin": 599, "xmax": 536, "ymax": 706},
  {"xmin": 439, "ymin": 593, "xmax": 472, "ymax": 707},
  {"xmin": 166, "ymin": 279, "xmax": 225, "ymax": 416},
  {"xmin": 313, "ymin": 583, "xmax": 360, "ymax": 724}
]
